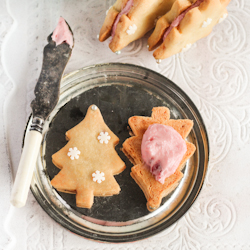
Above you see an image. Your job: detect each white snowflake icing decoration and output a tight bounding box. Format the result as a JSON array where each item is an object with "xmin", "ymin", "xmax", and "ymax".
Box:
[
  {"xmin": 92, "ymin": 170, "xmax": 105, "ymax": 183},
  {"xmin": 181, "ymin": 43, "xmax": 192, "ymax": 53},
  {"xmin": 126, "ymin": 24, "xmax": 137, "ymax": 35},
  {"xmin": 106, "ymin": 6, "xmax": 112, "ymax": 15},
  {"xmin": 67, "ymin": 147, "xmax": 80, "ymax": 160},
  {"xmin": 219, "ymin": 13, "xmax": 228, "ymax": 23},
  {"xmin": 202, "ymin": 18, "xmax": 212, "ymax": 28},
  {"xmin": 97, "ymin": 132, "xmax": 111, "ymax": 144}
]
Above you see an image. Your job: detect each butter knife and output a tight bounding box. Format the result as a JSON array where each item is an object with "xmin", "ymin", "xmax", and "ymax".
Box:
[{"xmin": 10, "ymin": 17, "xmax": 74, "ymax": 207}]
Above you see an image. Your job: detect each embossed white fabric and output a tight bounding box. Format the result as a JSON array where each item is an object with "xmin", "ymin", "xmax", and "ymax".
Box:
[{"xmin": 1, "ymin": 0, "xmax": 250, "ymax": 249}]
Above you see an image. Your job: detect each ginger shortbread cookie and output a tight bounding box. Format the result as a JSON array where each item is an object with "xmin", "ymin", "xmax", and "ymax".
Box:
[
  {"xmin": 51, "ymin": 105, "xmax": 126, "ymax": 209},
  {"xmin": 99, "ymin": 0, "xmax": 175, "ymax": 53},
  {"xmin": 122, "ymin": 107, "xmax": 196, "ymax": 211},
  {"xmin": 148, "ymin": 0, "xmax": 230, "ymax": 60}
]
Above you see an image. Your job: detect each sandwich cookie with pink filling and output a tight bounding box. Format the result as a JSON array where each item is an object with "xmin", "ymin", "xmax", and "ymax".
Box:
[
  {"xmin": 99, "ymin": 0, "xmax": 176, "ymax": 53},
  {"xmin": 148, "ymin": 0, "xmax": 230, "ymax": 60}
]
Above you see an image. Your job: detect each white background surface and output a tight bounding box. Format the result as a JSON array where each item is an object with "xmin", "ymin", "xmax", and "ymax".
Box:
[{"xmin": 1, "ymin": 0, "xmax": 250, "ymax": 249}]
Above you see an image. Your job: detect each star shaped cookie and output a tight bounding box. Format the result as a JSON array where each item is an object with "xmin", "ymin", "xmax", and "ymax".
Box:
[
  {"xmin": 51, "ymin": 105, "xmax": 126, "ymax": 209},
  {"xmin": 122, "ymin": 107, "xmax": 196, "ymax": 211}
]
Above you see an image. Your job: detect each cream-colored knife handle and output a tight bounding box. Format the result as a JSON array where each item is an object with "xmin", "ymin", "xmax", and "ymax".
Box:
[{"xmin": 10, "ymin": 130, "xmax": 42, "ymax": 207}]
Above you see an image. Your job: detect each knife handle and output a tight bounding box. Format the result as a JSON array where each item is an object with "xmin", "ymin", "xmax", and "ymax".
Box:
[{"xmin": 10, "ymin": 130, "xmax": 42, "ymax": 207}]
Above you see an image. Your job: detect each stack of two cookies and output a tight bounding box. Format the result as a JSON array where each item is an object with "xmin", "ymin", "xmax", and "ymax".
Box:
[{"xmin": 122, "ymin": 107, "xmax": 196, "ymax": 211}]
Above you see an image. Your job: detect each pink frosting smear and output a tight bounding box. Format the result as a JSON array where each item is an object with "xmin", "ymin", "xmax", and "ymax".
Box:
[
  {"xmin": 111, "ymin": 0, "xmax": 134, "ymax": 37},
  {"xmin": 163, "ymin": 0, "xmax": 204, "ymax": 41},
  {"xmin": 141, "ymin": 124, "xmax": 187, "ymax": 184},
  {"xmin": 52, "ymin": 17, "xmax": 73, "ymax": 48}
]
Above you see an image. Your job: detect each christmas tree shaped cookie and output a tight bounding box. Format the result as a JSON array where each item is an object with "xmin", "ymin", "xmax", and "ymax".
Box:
[
  {"xmin": 122, "ymin": 107, "xmax": 196, "ymax": 212},
  {"xmin": 51, "ymin": 105, "xmax": 126, "ymax": 209}
]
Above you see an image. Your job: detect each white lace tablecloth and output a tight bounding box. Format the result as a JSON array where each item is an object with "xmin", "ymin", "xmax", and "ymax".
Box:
[{"xmin": 1, "ymin": 0, "xmax": 250, "ymax": 249}]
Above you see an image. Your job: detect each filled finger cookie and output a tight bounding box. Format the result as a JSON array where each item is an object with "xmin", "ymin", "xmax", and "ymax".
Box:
[
  {"xmin": 149, "ymin": 0, "xmax": 230, "ymax": 59},
  {"xmin": 99, "ymin": 0, "xmax": 175, "ymax": 53}
]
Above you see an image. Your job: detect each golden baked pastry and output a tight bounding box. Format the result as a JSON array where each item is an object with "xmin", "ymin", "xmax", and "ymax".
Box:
[
  {"xmin": 148, "ymin": 0, "xmax": 230, "ymax": 59},
  {"xmin": 122, "ymin": 107, "xmax": 196, "ymax": 211},
  {"xmin": 99, "ymin": 0, "xmax": 175, "ymax": 52},
  {"xmin": 51, "ymin": 105, "xmax": 126, "ymax": 209},
  {"xmin": 99, "ymin": 0, "xmax": 230, "ymax": 60}
]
